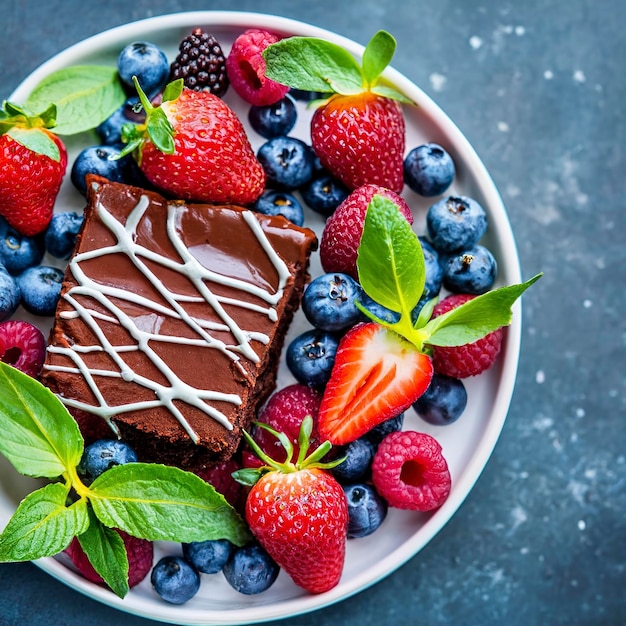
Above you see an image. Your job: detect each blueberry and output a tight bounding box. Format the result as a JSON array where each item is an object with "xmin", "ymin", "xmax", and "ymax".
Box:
[
  {"xmin": 96, "ymin": 99, "xmax": 143, "ymax": 146},
  {"xmin": 343, "ymin": 483, "xmax": 388, "ymax": 538},
  {"xmin": 443, "ymin": 244, "xmax": 497, "ymax": 294},
  {"xmin": 222, "ymin": 543, "xmax": 279, "ymax": 595},
  {"xmin": 71, "ymin": 145, "xmax": 135, "ymax": 196},
  {"xmin": 332, "ymin": 438, "xmax": 375, "ymax": 484},
  {"xmin": 118, "ymin": 41, "xmax": 169, "ymax": 95},
  {"xmin": 253, "ymin": 190, "xmax": 304, "ymax": 226},
  {"xmin": 426, "ymin": 196, "xmax": 488, "ymax": 254},
  {"xmin": 248, "ymin": 95, "xmax": 297, "ymax": 139},
  {"xmin": 44, "ymin": 212, "xmax": 84, "ymax": 260},
  {"xmin": 151, "ymin": 556, "xmax": 200, "ymax": 605},
  {"xmin": 257, "ymin": 137, "xmax": 315, "ymax": 190},
  {"xmin": 17, "ymin": 265, "xmax": 64, "ymax": 316},
  {"xmin": 413, "ymin": 374, "xmax": 468, "ymax": 426},
  {"xmin": 286, "ymin": 329, "xmax": 339, "ymax": 388},
  {"xmin": 0, "ymin": 264, "xmax": 20, "ymax": 322},
  {"xmin": 419, "ymin": 237, "xmax": 444, "ymax": 302},
  {"xmin": 302, "ymin": 273, "xmax": 363, "ymax": 332},
  {"xmin": 357, "ymin": 292, "xmax": 401, "ymax": 325},
  {"xmin": 77, "ymin": 439, "xmax": 138, "ymax": 483},
  {"xmin": 183, "ymin": 539, "xmax": 234, "ymax": 574},
  {"xmin": 289, "ymin": 88, "xmax": 327, "ymax": 102},
  {"xmin": 404, "ymin": 143, "xmax": 455, "ymax": 197},
  {"xmin": 0, "ymin": 217, "xmax": 45, "ymax": 275},
  {"xmin": 300, "ymin": 174, "xmax": 349, "ymax": 216},
  {"xmin": 364, "ymin": 413, "xmax": 404, "ymax": 448}
]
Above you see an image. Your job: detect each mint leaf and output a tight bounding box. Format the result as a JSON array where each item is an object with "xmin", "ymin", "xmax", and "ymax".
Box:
[
  {"xmin": 6, "ymin": 127, "xmax": 60, "ymax": 161},
  {"xmin": 77, "ymin": 507, "xmax": 129, "ymax": 598},
  {"xmin": 263, "ymin": 37, "xmax": 364, "ymax": 95},
  {"xmin": 0, "ymin": 483, "xmax": 88, "ymax": 561},
  {"xmin": 26, "ymin": 65, "xmax": 126, "ymax": 135},
  {"xmin": 88, "ymin": 463, "xmax": 252, "ymax": 545},
  {"xmin": 146, "ymin": 107, "xmax": 175, "ymax": 154},
  {"xmin": 423, "ymin": 274, "xmax": 543, "ymax": 347},
  {"xmin": 162, "ymin": 78, "xmax": 183, "ymax": 103},
  {"xmin": 362, "ymin": 31, "xmax": 396, "ymax": 86},
  {"xmin": 0, "ymin": 363, "xmax": 84, "ymax": 478},
  {"xmin": 357, "ymin": 194, "xmax": 425, "ymax": 319}
]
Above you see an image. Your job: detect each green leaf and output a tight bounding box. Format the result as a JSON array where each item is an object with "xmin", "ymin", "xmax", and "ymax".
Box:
[
  {"xmin": 26, "ymin": 65, "xmax": 126, "ymax": 135},
  {"xmin": 77, "ymin": 508, "xmax": 129, "ymax": 598},
  {"xmin": 162, "ymin": 79, "xmax": 183, "ymax": 103},
  {"xmin": 263, "ymin": 37, "xmax": 364, "ymax": 95},
  {"xmin": 423, "ymin": 274, "xmax": 543, "ymax": 347},
  {"xmin": 362, "ymin": 31, "xmax": 396, "ymax": 86},
  {"xmin": 0, "ymin": 363, "xmax": 84, "ymax": 478},
  {"xmin": 145, "ymin": 107, "xmax": 175, "ymax": 154},
  {"xmin": 0, "ymin": 483, "xmax": 88, "ymax": 561},
  {"xmin": 6, "ymin": 127, "xmax": 60, "ymax": 161},
  {"xmin": 88, "ymin": 463, "xmax": 251, "ymax": 546}
]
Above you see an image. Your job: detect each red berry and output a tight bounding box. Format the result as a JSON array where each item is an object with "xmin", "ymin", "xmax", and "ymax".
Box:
[
  {"xmin": 226, "ymin": 29, "xmax": 289, "ymax": 106},
  {"xmin": 431, "ymin": 294, "xmax": 504, "ymax": 378},
  {"xmin": 65, "ymin": 529, "xmax": 153, "ymax": 589},
  {"xmin": 0, "ymin": 320, "xmax": 47, "ymax": 378},
  {"xmin": 195, "ymin": 457, "xmax": 245, "ymax": 510},
  {"xmin": 320, "ymin": 184, "xmax": 413, "ymax": 280},
  {"xmin": 371, "ymin": 431, "xmax": 451, "ymax": 511}
]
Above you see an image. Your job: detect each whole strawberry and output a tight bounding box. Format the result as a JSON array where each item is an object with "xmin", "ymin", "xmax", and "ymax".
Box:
[
  {"xmin": 122, "ymin": 79, "xmax": 265, "ymax": 204},
  {"xmin": 235, "ymin": 416, "xmax": 348, "ymax": 594},
  {"xmin": 263, "ymin": 31, "xmax": 411, "ymax": 192},
  {"xmin": 0, "ymin": 102, "xmax": 67, "ymax": 236}
]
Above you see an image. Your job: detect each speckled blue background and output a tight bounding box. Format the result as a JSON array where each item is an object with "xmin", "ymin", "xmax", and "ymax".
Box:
[{"xmin": 1, "ymin": 1, "xmax": 624, "ymax": 624}]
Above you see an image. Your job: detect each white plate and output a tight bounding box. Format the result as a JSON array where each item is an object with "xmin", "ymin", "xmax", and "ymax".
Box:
[{"xmin": 2, "ymin": 10, "xmax": 522, "ymax": 625}]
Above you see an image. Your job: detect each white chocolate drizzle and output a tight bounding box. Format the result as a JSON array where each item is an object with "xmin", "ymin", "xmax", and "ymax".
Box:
[{"xmin": 45, "ymin": 193, "xmax": 291, "ymax": 443}]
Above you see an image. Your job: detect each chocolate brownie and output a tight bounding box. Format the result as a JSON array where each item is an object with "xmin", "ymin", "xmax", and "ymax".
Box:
[{"xmin": 41, "ymin": 178, "xmax": 317, "ymax": 470}]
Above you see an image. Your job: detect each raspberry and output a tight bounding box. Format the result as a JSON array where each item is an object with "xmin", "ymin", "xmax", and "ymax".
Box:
[
  {"xmin": 226, "ymin": 29, "xmax": 290, "ymax": 106},
  {"xmin": 319, "ymin": 184, "xmax": 413, "ymax": 280},
  {"xmin": 371, "ymin": 431, "xmax": 451, "ymax": 511},
  {"xmin": 242, "ymin": 384, "xmax": 322, "ymax": 468},
  {"xmin": 170, "ymin": 28, "xmax": 229, "ymax": 97},
  {"xmin": 0, "ymin": 320, "xmax": 46, "ymax": 378},
  {"xmin": 430, "ymin": 293, "xmax": 504, "ymax": 378},
  {"xmin": 65, "ymin": 529, "xmax": 153, "ymax": 588},
  {"xmin": 195, "ymin": 457, "xmax": 245, "ymax": 511}
]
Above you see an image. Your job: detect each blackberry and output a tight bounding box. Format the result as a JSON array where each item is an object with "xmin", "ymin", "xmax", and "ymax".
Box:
[{"xmin": 170, "ymin": 28, "xmax": 229, "ymax": 97}]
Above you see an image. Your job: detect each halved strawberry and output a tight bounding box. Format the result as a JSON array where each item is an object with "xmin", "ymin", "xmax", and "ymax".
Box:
[{"xmin": 317, "ymin": 322, "xmax": 433, "ymax": 445}]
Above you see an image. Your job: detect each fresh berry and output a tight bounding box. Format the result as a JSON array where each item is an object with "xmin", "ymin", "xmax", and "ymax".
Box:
[
  {"xmin": 242, "ymin": 383, "xmax": 322, "ymax": 469},
  {"xmin": 413, "ymin": 373, "xmax": 467, "ymax": 426},
  {"xmin": 44, "ymin": 212, "xmax": 84, "ymax": 260},
  {"xmin": 300, "ymin": 173, "xmax": 350, "ymax": 216},
  {"xmin": 0, "ymin": 320, "xmax": 46, "ymax": 378},
  {"xmin": 77, "ymin": 439, "xmax": 138, "ymax": 483},
  {"xmin": 426, "ymin": 195, "xmax": 488, "ymax": 254},
  {"xmin": 183, "ymin": 539, "xmax": 233, "ymax": 574},
  {"xmin": 127, "ymin": 83, "xmax": 265, "ymax": 205},
  {"xmin": 151, "ymin": 555, "xmax": 200, "ymax": 604},
  {"xmin": 96, "ymin": 101, "xmax": 138, "ymax": 146},
  {"xmin": 332, "ymin": 437, "xmax": 375, "ymax": 484},
  {"xmin": 357, "ymin": 291, "xmax": 401, "ymax": 325},
  {"xmin": 443, "ymin": 244, "xmax": 497, "ymax": 295},
  {"xmin": 363, "ymin": 412, "xmax": 405, "ymax": 448},
  {"xmin": 226, "ymin": 29, "xmax": 290, "ymax": 106},
  {"xmin": 170, "ymin": 28, "xmax": 229, "ymax": 96},
  {"xmin": 248, "ymin": 94, "xmax": 297, "ymax": 138},
  {"xmin": 66, "ymin": 530, "xmax": 153, "ymax": 589},
  {"xmin": 16, "ymin": 265, "xmax": 64, "ymax": 316},
  {"xmin": 343, "ymin": 483, "xmax": 388, "ymax": 538},
  {"xmin": 419, "ymin": 237, "xmax": 444, "ymax": 302},
  {"xmin": 319, "ymin": 184, "xmax": 413, "ymax": 279},
  {"xmin": 117, "ymin": 41, "xmax": 169, "ymax": 95},
  {"xmin": 239, "ymin": 417, "xmax": 348, "ymax": 594},
  {"xmin": 195, "ymin": 457, "xmax": 244, "ymax": 509},
  {"xmin": 253, "ymin": 190, "xmax": 304, "ymax": 226},
  {"xmin": 70, "ymin": 145, "xmax": 134, "ymax": 196},
  {"xmin": 0, "ymin": 217, "xmax": 45, "ymax": 275},
  {"xmin": 289, "ymin": 88, "xmax": 327, "ymax": 102},
  {"xmin": 286, "ymin": 329, "xmax": 340, "ymax": 388},
  {"xmin": 403, "ymin": 143, "xmax": 455, "ymax": 197},
  {"xmin": 302, "ymin": 272, "xmax": 363, "ymax": 332},
  {"xmin": 257, "ymin": 136, "xmax": 315, "ymax": 190},
  {"xmin": 430, "ymin": 294, "xmax": 504, "ymax": 378},
  {"xmin": 0, "ymin": 106, "xmax": 68, "ymax": 236},
  {"xmin": 371, "ymin": 431, "xmax": 451, "ymax": 510},
  {"xmin": 0, "ymin": 264, "xmax": 20, "ymax": 321},
  {"xmin": 318, "ymin": 323, "xmax": 433, "ymax": 445},
  {"xmin": 222, "ymin": 543, "xmax": 280, "ymax": 595}
]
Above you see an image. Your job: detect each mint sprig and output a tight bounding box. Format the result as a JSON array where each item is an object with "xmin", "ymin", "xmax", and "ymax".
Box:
[
  {"xmin": 263, "ymin": 31, "xmax": 412, "ymax": 103},
  {"xmin": 356, "ymin": 195, "xmax": 542, "ymax": 351},
  {"xmin": 0, "ymin": 362, "xmax": 251, "ymax": 597}
]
